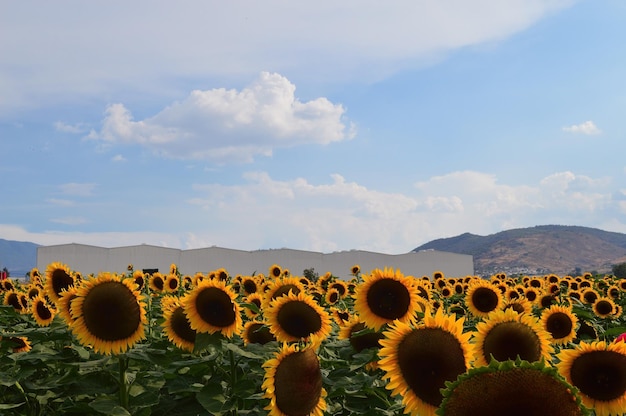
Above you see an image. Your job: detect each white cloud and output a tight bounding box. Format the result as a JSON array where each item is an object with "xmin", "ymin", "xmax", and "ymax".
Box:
[
  {"xmin": 88, "ymin": 72, "xmax": 354, "ymax": 162},
  {"xmin": 562, "ymin": 120, "xmax": 602, "ymax": 135},
  {"xmin": 50, "ymin": 217, "xmax": 89, "ymax": 226},
  {"xmin": 111, "ymin": 154, "xmax": 127, "ymax": 162},
  {"xmin": 4, "ymin": 169, "xmax": 622, "ymax": 255},
  {"xmin": 45, "ymin": 198, "xmax": 75, "ymax": 207},
  {"xmin": 58, "ymin": 183, "xmax": 96, "ymax": 197},
  {"xmin": 54, "ymin": 121, "xmax": 88, "ymax": 134},
  {"xmin": 0, "ymin": 1, "xmax": 575, "ymax": 114}
]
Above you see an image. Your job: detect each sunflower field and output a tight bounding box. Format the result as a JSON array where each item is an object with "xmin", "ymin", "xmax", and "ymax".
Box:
[{"xmin": 2, "ymin": 262, "xmax": 626, "ymax": 416}]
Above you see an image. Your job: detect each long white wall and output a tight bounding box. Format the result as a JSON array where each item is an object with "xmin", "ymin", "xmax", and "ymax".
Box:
[{"xmin": 37, "ymin": 244, "xmax": 474, "ymax": 280}]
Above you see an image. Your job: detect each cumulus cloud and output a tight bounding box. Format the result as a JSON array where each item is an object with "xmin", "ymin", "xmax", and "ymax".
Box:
[
  {"xmin": 562, "ymin": 120, "xmax": 602, "ymax": 135},
  {"xmin": 88, "ymin": 72, "xmax": 355, "ymax": 162},
  {"xmin": 111, "ymin": 154, "xmax": 127, "ymax": 162},
  {"xmin": 183, "ymin": 169, "xmax": 620, "ymax": 253},
  {"xmin": 5, "ymin": 169, "xmax": 622, "ymax": 254}
]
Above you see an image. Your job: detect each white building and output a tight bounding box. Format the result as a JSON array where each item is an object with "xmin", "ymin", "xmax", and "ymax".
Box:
[{"xmin": 37, "ymin": 243, "xmax": 474, "ymax": 280}]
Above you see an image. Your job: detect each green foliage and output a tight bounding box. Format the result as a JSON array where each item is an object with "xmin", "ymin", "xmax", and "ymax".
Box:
[{"xmin": 612, "ymin": 262, "xmax": 626, "ymax": 278}]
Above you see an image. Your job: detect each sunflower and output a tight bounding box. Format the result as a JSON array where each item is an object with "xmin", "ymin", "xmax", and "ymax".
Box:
[
  {"xmin": 262, "ymin": 276, "xmax": 306, "ymax": 310},
  {"xmin": 213, "ymin": 268, "xmax": 229, "ymax": 282},
  {"xmin": 324, "ymin": 288, "xmax": 340, "ymax": 305},
  {"xmin": 70, "ymin": 273, "xmax": 147, "ymax": 355},
  {"xmin": 182, "ymin": 279, "xmax": 242, "ymax": 338},
  {"xmin": 265, "ymin": 291, "xmax": 332, "ymax": 345},
  {"xmin": 557, "ymin": 341, "xmax": 626, "ymax": 416},
  {"xmin": 149, "ymin": 273, "xmax": 165, "ymax": 293},
  {"xmin": 242, "ymin": 321, "xmax": 276, "ymax": 346},
  {"xmin": 350, "ymin": 264, "xmax": 361, "ymax": 276},
  {"xmin": 581, "ymin": 288, "xmax": 599, "ymax": 305},
  {"xmin": 162, "ymin": 298, "xmax": 196, "ymax": 353},
  {"xmin": 56, "ymin": 287, "xmax": 78, "ymax": 325},
  {"xmin": 3, "ymin": 335, "xmax": 32, "ymax": 353},
  {"xmin": 164, "ymin": 274, "xmax": 180, "ymax": 293},
  {"xmin": 465, "ymin": 279, "xmax": 504, "ymax": 318},
  {"xmin": 502, "ymin": 298, "xmax": 533, "ymax": 315},
  {"xmin": 438, "ymin": 359, "xmax": 587, "ymax": 416},
  {"xmin": 243, "ymin": 293, "xmax": 263, "ymax": 319},
  {"xmin": 242, "ymin": 276, "xmax": 259, "ymax": 295},
  {"xmin": 338, "ymin": 316, "xmax": 384, "ymax": 353},
  {"xmin": 132, "ymin": 270, "xmax": 146, "ymax": 291},
  {"xmin": 541, "ymin": 304, "xmax": 578, "ymax": 345},
  {"xmin": 3, "ymin": 289, "xmax": 26, "ymax": 313},
  {"xmin": 31, "ymin": 295, "xmax": 55, "ymax": 327},
  {"xmin": 269, "ymin": 264, "xmax": 283, "ymax": 279},
  {"xmin": 44, "ymin": 262, "xmax": 75, "ymax": 304},
  {"xmin": 592, "ymin": 297, "xmax": 616, "ymax": 318},
  {"xmin": 262, "ymin": 343, "xmax": 326, "ymax": 416},
  {"xmin": 354, "ymin": 267, "xmax": 420, "ymax": 330},
  {"xmin": 472, "ymin": 308, "xmax": 553, "ymax": 367},
  {"xmin": 1, "ymin": 278, "xmax": 16, "ymax": 291},
  {"xmin": 378, "ymin": 309, "xmax": 472, "ymax": 416},
  {"xmin": 330, "ymin": 307, "xmax": 351, "ymax": 326},
  {"xmin": 27, "ymin": 284, "xmax": 42, "ymax": 299},
  {"xmin": 328, "ymin": 280, "xmax": 348, "ymax": 298}
]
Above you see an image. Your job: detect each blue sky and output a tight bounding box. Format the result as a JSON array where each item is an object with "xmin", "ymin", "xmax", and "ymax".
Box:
[{"xmin": 1, "ymin": 0, "xmax": 625, "ymax": 254}]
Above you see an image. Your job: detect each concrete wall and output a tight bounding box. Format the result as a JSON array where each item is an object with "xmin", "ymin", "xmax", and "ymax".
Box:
[{"xmin": 37, "ymin": 244, "xmax": 474, "ymax": 280}]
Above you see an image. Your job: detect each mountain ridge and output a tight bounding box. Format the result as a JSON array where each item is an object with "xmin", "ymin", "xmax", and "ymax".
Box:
[{"xmin": 414, "ymin": 224, "xmax": 626, "ymax": 276}]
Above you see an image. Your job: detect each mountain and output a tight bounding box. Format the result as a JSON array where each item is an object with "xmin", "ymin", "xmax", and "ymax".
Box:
[
  {"xmin": 0, "ymin": 238, "xmax": 40, "ymax": 278},
  {"xmin": 413, "ymin": 225, "xmax": 626, "ymax": 276}
]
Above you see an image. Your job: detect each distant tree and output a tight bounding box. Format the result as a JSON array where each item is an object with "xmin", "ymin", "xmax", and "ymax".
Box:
[
  {"xmin": 612, "ymin": 262, "xmax": 626, "ymax": 278},
  {"xmin": 303, "ymin": 267, "xmax": 319, "ymax": 283}
]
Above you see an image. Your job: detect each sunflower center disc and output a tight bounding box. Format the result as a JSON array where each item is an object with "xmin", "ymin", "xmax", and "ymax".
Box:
[{"xmin": 82, "ymin": 281, "xmax": 142, "ymax": 341}]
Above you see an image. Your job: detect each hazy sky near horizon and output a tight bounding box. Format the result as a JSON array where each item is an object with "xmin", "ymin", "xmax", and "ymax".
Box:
[{"xmin": 1, "ymin": 0, "xmax": 625, "ymax": 254}]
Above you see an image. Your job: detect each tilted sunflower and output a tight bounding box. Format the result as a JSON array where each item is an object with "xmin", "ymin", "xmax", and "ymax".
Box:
[
  {"xmin": 2, "ymin": 335, "xmax": 32, "ymax": 353},
  {"xmin": 162, "ymin": 297, "xmax": 196, "ymax": 353},
  {"xmin": 70, "ymin": 272, "xmax": 147, "ymax": 355},
  {"xmin": 131, "ymin": 270, "xmax": 145, "ymax": 291},
  {"xmin": 3, "ymin": 289, "xmax": 27, "ymax": 314},
  {"xmin": 261, "ymin": 276, "xmax": 306, "ymax": 310},
  {"xmin": 265, "ymin": 291, "xmax": 332, "ymax": 346},
  {"xmin": 378, "ymin": 309, "xmax": 472, "ymax": 416},
  {"xmin": 56, "ymin": 287, "xmax": 78, "ymax": 325},
  {"xmin": 541, "ymin": 304, "xmax": 578, "ymax": 345},
  {"xmin": 31, "ymin": 295, "xmax": 56, "ymax": 327},
  {"xmin": 44, "ymin": 262, "xmax": 75, "ymax": 304},
  {"xmin": 472, "ymin": 308, "xmax": 553, "ymax": 367},
  {"xmin": 324, "ymin": 288, "xmax": 340, "ymax": 306},
  {"xmin": 557, "ymin": 340, "xmax": 626, "ymax": 416},
  {"xmin": 437, "ymin": 359, "xmax": 588, "ymax": 416},
  {"xmin": 182, "ymin": 278, "xmax": 242, "ymax": 338},
  {"xmin": 350, "ymin": 264, "xmax": 361, "ymax": 276},
  {"xmin": 242, "ymin": 320, "xmax": 276, "ymax": 346},
  {"xmin": 262, "ymin": 343, "xmax": 327, "ymax": 416},
  {"xmin": 354, "ymin": 267, "xmax": 420, "ymax": 330},
  {"xmin": 243, "ymin": 293, "xmax": 263, "ymax": 319},
  {"xmin": 465, "ymin": 279, "xmax": 504, "ymax": 318},
  {"xmin": 338, "ymin": 315, "xmax": 384, "ymax": 353},
  {"xmin": 149, "ymin": 273, "xmax": 166, "ymax": 293},
  {"xmin": 330, "ymin": 307, "xmax": 351, "ymax": 326},
  {"xmin": 328, "ymin": 280, "xmax": 349, "ymax": 299},
  {"xmin": 242, "ymin": 276, "xmax": 259, "ymax": 295}
]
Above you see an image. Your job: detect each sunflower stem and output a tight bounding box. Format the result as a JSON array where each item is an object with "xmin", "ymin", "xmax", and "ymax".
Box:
[
  {"xmin": 229, "ymin": 348, "xmax": 238, "ymax": 415},
  {"xmin": 118, "ymin": 355, "xmax": 129, "ymax": 410}
]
